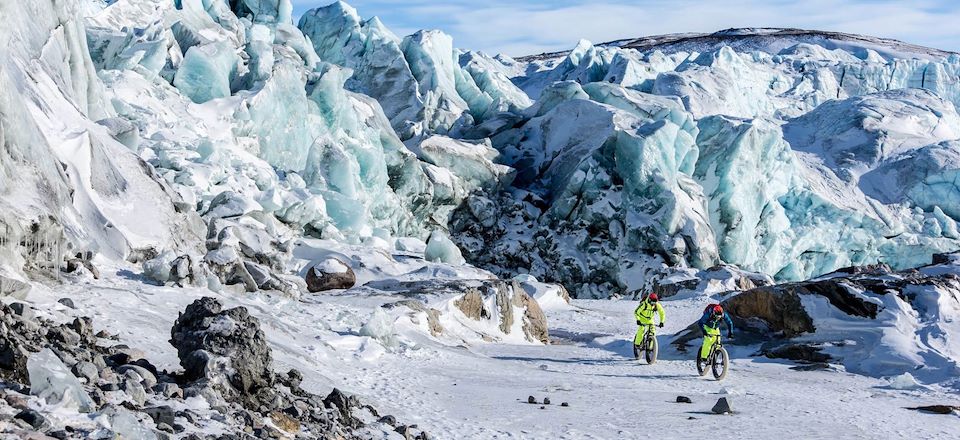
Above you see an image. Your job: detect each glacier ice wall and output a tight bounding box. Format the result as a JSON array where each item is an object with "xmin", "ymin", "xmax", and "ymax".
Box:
[
  {"xmin": 298, "ymin": 1, "xmax": 530, "ymax": 141},
  {"xmin": 455, "ymin": 36, "xmax": 960, "ymax": 296},
  {"xmin": 0, "ymin": 0, "xmax": 203, "ymax": 290},
  {"xmin": 7, "ymin": 0, "xmax": 960, "ymax": 298}
]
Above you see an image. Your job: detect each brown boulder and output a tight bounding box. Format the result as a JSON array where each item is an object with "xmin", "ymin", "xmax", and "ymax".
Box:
[
  {"xmin": 724, "ymin": 286, "xmax": 815, "ymax": 337},
  {"xmin": 305, "ymin": 258, "xmax": 356, "ymax": 292}
]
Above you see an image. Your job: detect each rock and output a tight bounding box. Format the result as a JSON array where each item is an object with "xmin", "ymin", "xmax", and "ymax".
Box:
[
  {"xmin": 57, "ymin": 298, "xmax": 76, "ymax": 309},
  {"xmin": 676, "ymin": 396, "xmax": 692, "ymax": 403},
  {"xmin": 14, "ymin": 409, "xmax": 49, "ymax": 430},
  {"xmin": 170, "ymin": 297, "xmax": 275, "ymax": 410},
  {"xmin": 510, "ymin": 283, "xmax": 549, "ymax": 344},
  {"xmin": 527, "ymin": 396, "xmax": 536, "ymax": 404},
  {"xmin": 724, "ymin": 287, "xmax": 815, "ymax": 337},
  {"xmin": 711, "ymin": 397, "xmax": 732, "ymax": 414},
  {"xmin": 324, "ymin": 388, "xmax": 362, "ymax": 428},
  {"xmin": 72, "ymin": 362, "xmax": 99, "ymax": 383},
  {"xmin": 761, "ymin": 343, "xmax": 832, "ymax": 363},
  {"xmin": 144, "ymin": 406, "xmax": 176, "ymax": 427},
  {"xmin": 561, "ymin": 402, "xmax": 569, "ymax": 407},
  {"xmin": 244, "ymin": 261, "xmax": 281, "ymax": 291},
  {"xmin": 932, "ymin": 252, "xmax": 960, "ymax": 265},
  {"xmin": 117, "ymin": 364, "xmax": 158, "ymax": 389},
  {"xmin": 305, "ymin": 258, "xmax": 356, "ymax": 292},
  {"xmin": 203, "ymin": 245, "xmax": 258, "ymax": 292},
  {"xmin": 9, "ymin": 303, "xmax": 35, "ymax": 321},
  {"xmin": 790, "ymin": 363, "xmax": 836, "ymax": 372},
  {"xmin": 48, "ymin": 327, "xmax": 81, "ymax": 347},
  {"xmin": 652, "ymin": 275, "xmax": 700, "ymax": 299},
  {"xmin": 387, "ymin": 300, "xmax": 444, "ymax": 336},
  {"xmin": 453, "ymin": 280, "xmax": 549, "ymax": 343},
  {"xmin": 908, "ymin": 405, "xmax": 959, "ymax": 414},
  {"xmin": 108, "ymin": 346, "xmax": 146, "ymax": 364},
  {"xmin": 543, "ymin": 397, "xmax": 551, "ymax": 405},
  {"xmin": 153, "ymin": 383, "xmax": 183, "ymax": 399},
  {"xmin": 27, "ymin": 349, "xmax": 96, "ymax": 412},
  {"xmin": 123, "ymin": 377, "xmax": 147, "ymax": 406},
  {"xmin": 378, "ymin": 415, "xmax": 397, "ymax": 426},
  {"xmin": 282, "ymin": 369, "xmax": 303, "ymax": 392},
  {"xmin": 69, "ymin": 317, "xmax": 96, "ymax": 341},
  {"xmin": 3, "ymin": 390, "xmax": 29, "ymax": 409},
  {"xmin": 270, "ymin": 411, "xmax": 300, "ymax": 434},
  {"xmin": 168, "ymin": 255, "xmax": 200, "ymax": 287}
]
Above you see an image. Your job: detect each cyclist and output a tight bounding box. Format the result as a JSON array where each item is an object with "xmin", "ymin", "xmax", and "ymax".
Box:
[
  {"xmin": 698, "ymin": 304, "xmax": 733, "ymax": 363},
  {"xmin": 633, "ymin": 293, "xmax": 665, "ymax": 357}
]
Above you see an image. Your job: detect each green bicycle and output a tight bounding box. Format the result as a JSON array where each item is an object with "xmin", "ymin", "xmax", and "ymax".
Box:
[
  {"xmin": 633, "ymin": 324, "xmax": 658, "ymax": 365},
  {"xmin": 696, "ymin": 336, "xmax": 729, "ymax": 380}
]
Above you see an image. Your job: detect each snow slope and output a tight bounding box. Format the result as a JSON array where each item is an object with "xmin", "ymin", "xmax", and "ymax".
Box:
[{"xmin": 19, "ymin": 261, "xmax": 959, "ymax": 439}]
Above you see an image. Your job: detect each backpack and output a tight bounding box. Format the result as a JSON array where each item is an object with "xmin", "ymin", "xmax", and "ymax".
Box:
[{"xmin": 703, "ymin": 304, "xmax": 720, "ymax": 315}]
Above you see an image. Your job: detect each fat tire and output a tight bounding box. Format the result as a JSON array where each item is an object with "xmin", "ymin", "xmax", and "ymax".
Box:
[
  {"xmin": 712, "ymin": 347, "xmax": 729, "ymax": 381},
  {"xmin": 645, "ymin": 335, "xmax": 658, "ymax": 364},
  {"xmin": 696, "ymin": 351, "xmax": 708, "ymax": 376}
]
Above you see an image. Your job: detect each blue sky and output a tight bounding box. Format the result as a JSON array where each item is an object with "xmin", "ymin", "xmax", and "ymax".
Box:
[{"xmin": 291, "ymin": 0, "xmax": 960, "ymax": 56}]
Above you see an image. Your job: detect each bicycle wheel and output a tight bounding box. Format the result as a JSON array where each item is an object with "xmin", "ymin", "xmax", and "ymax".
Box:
[
  {"xmin": 644, "ymin": 334, "xmax": 658, "ymax": 365},
  {"xmin": 712, "ymin": 346, "xmax": 729, "ymax": 380},
  {"xmin": 696, "ymin": 349, "xmax": 709, "ymax": 376}
]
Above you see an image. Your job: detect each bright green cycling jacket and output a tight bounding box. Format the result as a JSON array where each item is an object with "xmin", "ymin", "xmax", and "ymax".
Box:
[{"xmin": 634, "ymin": 299, "xmax": 665, "ymax": 325}]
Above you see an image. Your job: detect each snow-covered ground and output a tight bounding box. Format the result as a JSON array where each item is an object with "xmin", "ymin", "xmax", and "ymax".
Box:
[{"xmin": 20, "ymin": 263, "xmax": 959, "ymax": 439}]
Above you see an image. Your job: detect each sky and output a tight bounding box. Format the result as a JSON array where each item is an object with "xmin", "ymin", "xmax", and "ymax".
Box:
[{"xmin": 290, "ymin": 0, "xmax": 960, "ymax": 57}]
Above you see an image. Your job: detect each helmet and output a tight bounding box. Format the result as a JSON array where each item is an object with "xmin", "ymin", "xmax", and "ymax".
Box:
[
  {"xmin": 648, "ymin": 293, "xmax": 659, "ymax": 302},
  {"xmin": 712, "ymin": 305, "xmax": 723, "ymax": 315}
]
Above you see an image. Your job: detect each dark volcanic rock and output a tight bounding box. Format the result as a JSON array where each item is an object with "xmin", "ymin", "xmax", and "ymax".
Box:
[
  {"xmin": 908, "ymin": 405, "xmax": 959, "ymax": 414},
  {"xmin": 170, "ymin": 297, "xmax": 275, "ymax": 409},
  {"xmin": 144, "ymin": 405, "xmax": 176, "ymax": 427},
  {"xmin": 15, "ymin": 409, "xmax": 49, "ymax": 430},
  {"xmin": 324, "ymin": 388, "xmax": 362, "ymax": 428},
  {"xmin": 761, "ymin": 343, "xmax": 832, "ymax": 363},
  {"xmin": 711, "ymin": 397, "xmax": 732, "ymax": 414}
]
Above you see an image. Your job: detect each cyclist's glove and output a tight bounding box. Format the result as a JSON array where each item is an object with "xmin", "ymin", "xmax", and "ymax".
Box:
[
  {"xmin": 636, "ymin": 320, "xmax": 641, "ymax": 325},
  {"xmin": 658, "ymin": 322, "xmax": 664, "ymax": 328}
]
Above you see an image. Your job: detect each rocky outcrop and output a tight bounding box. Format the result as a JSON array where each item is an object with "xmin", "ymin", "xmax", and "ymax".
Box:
[
  {"xmin": 453, "ymin": 280, "xmax": 549, "ymax": 344},
  {"xmin": 362, "ymin": 278, "xmax": 551, "ymax": 343},
  {"xmin": 170, "ymin": 297, "xmax": 275, "ymax": 410},
  {"xmin": 673, "ymin": 254, "xmax": 960, "ymax": 371},
  {"xmin": 386, "ymin": 300, "xmax": 444, "ymax": 336},
  {"xmin": 0, "ymin": 296, "xmax": 417, "ymax": 439}
]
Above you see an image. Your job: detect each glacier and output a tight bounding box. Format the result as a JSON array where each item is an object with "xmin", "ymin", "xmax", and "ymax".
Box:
[
  {"xmin": 3, "ymin": 1, "xmax": 960, "ymax": 438},
  {"xmin": 2, "ymin": 0, "xmax": 960, "ymax": 300}
]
